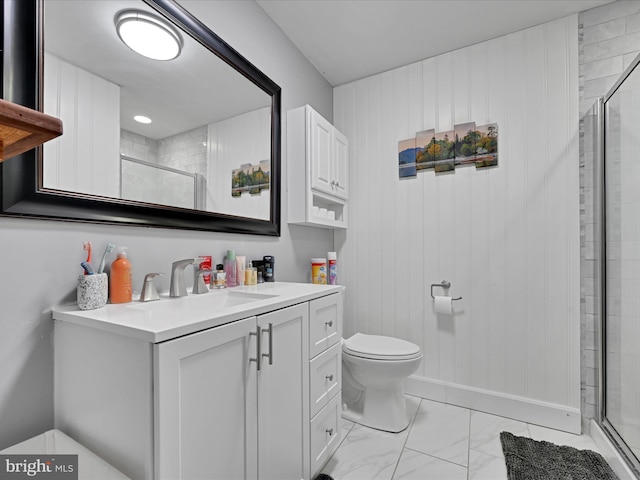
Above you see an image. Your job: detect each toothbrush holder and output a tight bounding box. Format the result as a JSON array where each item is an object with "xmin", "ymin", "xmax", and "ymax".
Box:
[{"xmin": 77, "ymin": 273, "xmax": 108, "ymax": 310}]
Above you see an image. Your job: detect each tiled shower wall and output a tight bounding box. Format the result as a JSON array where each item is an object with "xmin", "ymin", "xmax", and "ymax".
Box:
[{"xmin": 579, "ymin": 0, "xmax": 640, "ymax": 432}]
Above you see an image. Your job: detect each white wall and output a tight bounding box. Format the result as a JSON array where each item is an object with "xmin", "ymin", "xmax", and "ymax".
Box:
[
  {"xmin": 0, "ymin": 0, "xmax": 333, "ymax": 450},
  {"xmin": 334, "ymin": 16, "xmax": 581, "ymax": 430}
]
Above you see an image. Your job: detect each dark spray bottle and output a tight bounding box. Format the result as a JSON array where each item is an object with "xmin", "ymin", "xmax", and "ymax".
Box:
[{"xmin": 263, "ymin": 255, "xmax": 275, "ymax": 282}]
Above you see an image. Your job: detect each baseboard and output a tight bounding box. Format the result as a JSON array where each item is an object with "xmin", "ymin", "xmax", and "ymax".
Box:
[
  {"xmin": 404, "ymin": 375, "xmax": 581, "ymax": 434},
  {"xmin": 590, "ymin": 420, "xmax": 639, "ymax": 480}
]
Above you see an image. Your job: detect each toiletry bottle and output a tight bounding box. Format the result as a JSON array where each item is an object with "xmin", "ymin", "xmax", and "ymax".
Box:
[
  {"xmin": 311, "ymin": 258, "xmax": 327, "ymax": 284},
  {"xmin": 199, "ymin": 256, "xmax": 212, "ymax": 285},
  {"xmin": 328, "ymin": 252, "xmax": 337, "ymax": 285},
  {"xmin": 225, "ymin": 250, "xmax": 237, "ymax": 287},
  {"xmin": 213, "ymin": 264, "xmax": 227, "ymax": 289},
  {"xmin": 263, "ymin": 255, "xmax": 275, "ymax": 282},
  {"xmin": 236, "ymin": 255, "xmax": 246, "ymax": 286},
  {"xmin": 110, "ymin": 247, "xmax": 132, "ymax": 303},
  {"xmin": 245, "ymin": 261, "xmax": 257, "ymax": 286}
]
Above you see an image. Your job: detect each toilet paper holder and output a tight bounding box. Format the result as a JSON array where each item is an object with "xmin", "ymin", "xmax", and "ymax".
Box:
[{"xmin": 430, "ymin": 280, "xmax": 462, "ymax": 301}]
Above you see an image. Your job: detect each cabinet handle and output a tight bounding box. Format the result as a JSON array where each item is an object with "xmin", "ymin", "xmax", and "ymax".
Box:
[
  {"xmin": 249, "ymin": 326, "xmax": 261, "ymax": 371},
  {"xmin": 261, "ymin": 322, "xmax": 273, "ymax": 366},
  {"xmin": 325, "ymin": 374, "xmax": 334, "ymax": 381},
  {"xmin": 326, "ymin": 428, "xmax": 334, "ymax": 436},
  {"xmin": 325, "ymin": 320, "xmax": 333, "ymax": 327}
]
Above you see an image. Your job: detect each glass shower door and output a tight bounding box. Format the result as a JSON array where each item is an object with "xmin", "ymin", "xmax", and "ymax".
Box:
[{"xmin": 602, "ymin": 58, "xmax": 640, "ymax": 474}]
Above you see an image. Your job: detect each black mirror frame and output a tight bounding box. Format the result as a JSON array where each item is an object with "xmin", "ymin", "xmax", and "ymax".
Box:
[{"xmin": 1, "ymin": 0, "xmax": 282, "ymax": 236}]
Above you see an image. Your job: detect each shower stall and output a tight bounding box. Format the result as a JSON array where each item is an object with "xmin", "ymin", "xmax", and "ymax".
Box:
[
  {"xmin": 120, "ymin": 155, "xmax": 205, "ymax": 210},
  {"xmin": 594, "ymin": 52, "xmax": 640, "ymax": 477}
]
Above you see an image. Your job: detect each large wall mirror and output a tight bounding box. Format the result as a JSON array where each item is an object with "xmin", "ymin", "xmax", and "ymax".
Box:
[{"xmin": 1, "ymin": 0, "xmax": 281, "ymax": 235}]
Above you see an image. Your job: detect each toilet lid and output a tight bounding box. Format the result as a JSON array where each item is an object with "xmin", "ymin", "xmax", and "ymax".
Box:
[{"xmin": 343, "ymin": 333, "xmax": 422, "ymax": 360}]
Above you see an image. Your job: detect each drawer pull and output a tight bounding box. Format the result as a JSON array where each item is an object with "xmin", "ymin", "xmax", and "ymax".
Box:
[
  {"xmin": 325, "ymin": 374, "xmax": 334, "ymax": 381},
  {"xmin": 325, "ymin": 320, "xmax": 333, "ymax": 327},
  {"xmin": 326, "ymin": 428, "xmax": 334, "ymax": 436}
]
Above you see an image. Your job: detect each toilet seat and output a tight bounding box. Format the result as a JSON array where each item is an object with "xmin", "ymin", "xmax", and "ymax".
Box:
[{"xmin": 343, "ymin": 333, "xmax": 422, "ymax": 361}]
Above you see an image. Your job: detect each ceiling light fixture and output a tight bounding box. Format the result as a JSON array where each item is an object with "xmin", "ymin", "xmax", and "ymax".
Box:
[
  {"xmin": 115, "ymin": 10, "xmax": 183, "ymax": 61},
  {"xmin": 134, "ymin": 115, "xmax": 152, "ymax": 124}
]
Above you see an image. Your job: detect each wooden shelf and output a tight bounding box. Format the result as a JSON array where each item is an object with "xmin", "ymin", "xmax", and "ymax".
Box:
[{"xmin": 0, "ymin": 98, "xmax": 62, "ymax": 162}]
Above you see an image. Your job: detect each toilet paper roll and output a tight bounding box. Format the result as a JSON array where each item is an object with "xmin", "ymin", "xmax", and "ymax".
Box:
[{"xmin": 434, "ymin": 295, "xmax": 452, "ymax": 315}]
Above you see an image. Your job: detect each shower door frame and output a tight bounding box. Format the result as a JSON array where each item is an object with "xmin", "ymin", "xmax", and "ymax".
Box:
[{"xmin": 597, "ymin": 51, "xmax": 640, "ymax": 477}]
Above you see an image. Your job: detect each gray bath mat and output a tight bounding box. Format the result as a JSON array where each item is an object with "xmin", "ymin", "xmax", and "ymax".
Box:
[{"xmin": 500, "ymin": 431, "xmax": 619, "ymax": 480}]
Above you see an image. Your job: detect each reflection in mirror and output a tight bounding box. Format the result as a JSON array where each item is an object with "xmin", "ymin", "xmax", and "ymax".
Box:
[{"xmin": 42, "ymin": 0, "xmax": 273, "ymax": 221}]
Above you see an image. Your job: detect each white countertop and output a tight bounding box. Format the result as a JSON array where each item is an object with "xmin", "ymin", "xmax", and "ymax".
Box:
[{"xmin": 52, "ymin": 282, "xmax": 344, "ymax": 343}]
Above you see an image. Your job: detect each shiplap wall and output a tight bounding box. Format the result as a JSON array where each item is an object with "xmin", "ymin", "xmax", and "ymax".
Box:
[
  {"xmin": 43, "ymin": 53, "xmax": 120, "ymax": 197},
  {"xmin": 334, "ymin": 16, "xmax": 581, "ymax": 430},
  {"xmin": 207, "ymin": 107, "xmax": 271, "ymax": 220}
]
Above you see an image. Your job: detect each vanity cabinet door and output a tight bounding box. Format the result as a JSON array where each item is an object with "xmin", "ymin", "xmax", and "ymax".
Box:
[
  {"xmin": 154, "ymin": 316, "xmax": 258, "ymax": 480},
  {"xmin": 309, "ymin": 108, "xmax": 349, "ymax": 201},
  {"xmin": 257, "ymin": 303, "xmax": 309, "ymax": 480},
  {"xmin": 332, "ymin": 129, "xmax": 349, "ymax": 200},
  {"xmin": 309, "ymin": 108, "xmax": 334, "ymax": 196}
]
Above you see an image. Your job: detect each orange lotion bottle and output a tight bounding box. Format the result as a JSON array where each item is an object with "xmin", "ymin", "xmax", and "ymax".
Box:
[{"xmin": 110, "ymin": 247, "xmax": 132, "ymax": 303}]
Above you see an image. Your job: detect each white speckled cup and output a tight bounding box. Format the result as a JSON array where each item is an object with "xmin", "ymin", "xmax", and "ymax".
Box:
[{"xmin": 77, "ymin": 273, "xmax": 108, "ymax": 310}]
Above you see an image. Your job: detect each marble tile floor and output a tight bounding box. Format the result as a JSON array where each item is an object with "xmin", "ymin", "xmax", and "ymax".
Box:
[{"xmin": 321, "ymin": 395, "xmax": 604, "ymax": 480}]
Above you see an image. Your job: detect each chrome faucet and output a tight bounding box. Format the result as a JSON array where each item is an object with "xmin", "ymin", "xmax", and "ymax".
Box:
[
  {"xmin": 193, "ymin": 268, "xmax": 210, "ymax": 294},
  {"xmin": 170, "ymin": 258, "xmax": 204, "ymax": 297},
  {"xmin": 140, "ymin": 273, "xmax": 162, "ymax": 302}
]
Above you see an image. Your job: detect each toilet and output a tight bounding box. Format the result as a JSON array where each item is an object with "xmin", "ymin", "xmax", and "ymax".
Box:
[{"xmin": 341, "ymin": 333, "xmax": 423, "ymax": 433}]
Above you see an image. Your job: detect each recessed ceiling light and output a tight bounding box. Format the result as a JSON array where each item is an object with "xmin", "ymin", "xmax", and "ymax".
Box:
[
  {"xmin": 115, "ymin": 10, "xmax": 182, "ymax": 61},
  {"xmin": 134, "ymin": 115, "xmax": 152, "ymax": 124}
]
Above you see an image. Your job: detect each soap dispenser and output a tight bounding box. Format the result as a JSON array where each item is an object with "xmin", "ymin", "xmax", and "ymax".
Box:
[
  {"xmin": 225, "ymin": 250, "xmax": 237, "ymax": 287},
  {"xmin": 110, "ymin": 247, "xmax": 132, "ymax": 303}
]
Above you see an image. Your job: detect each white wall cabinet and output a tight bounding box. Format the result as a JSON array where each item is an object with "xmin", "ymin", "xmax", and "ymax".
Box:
[
  {"xmin": 53, "ymin": 287, "xmax": 343, "ymax": 480},
  {"xmin": 288, "ymin": 105, "xmax": 349, "ymax": 229}
]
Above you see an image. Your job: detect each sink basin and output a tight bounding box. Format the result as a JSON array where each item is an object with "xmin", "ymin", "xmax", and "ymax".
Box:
[{"xmin": 127, "ymin": 290, "xmax": 279, "ymax": 314}]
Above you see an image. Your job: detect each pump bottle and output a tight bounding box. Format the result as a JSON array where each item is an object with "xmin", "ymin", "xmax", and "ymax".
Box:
[{"xmin": 110, "ymin": 247, "xmax": 132, "ymax": 303}]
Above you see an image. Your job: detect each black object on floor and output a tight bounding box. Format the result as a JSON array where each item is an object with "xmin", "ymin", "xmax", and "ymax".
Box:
[
  {"xmin": 500, "ymin": 431, "xmax": 619, "ymax": 480},
  {"xmin": 313, "ymin": 475, "xmax": 334, "ymax": 480}
]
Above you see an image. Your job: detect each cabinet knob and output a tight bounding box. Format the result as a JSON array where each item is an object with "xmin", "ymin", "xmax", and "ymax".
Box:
[
  {"xmin": 325, "ymin": 374, "xmax": 334, "ymax": 381},
  {"xmin": 325, "ymin": 320, "xmax": 333, "ymax": 327},
  {"xmin": 326, "ymin": 428, "xmax": 334, "ymax": 436}
]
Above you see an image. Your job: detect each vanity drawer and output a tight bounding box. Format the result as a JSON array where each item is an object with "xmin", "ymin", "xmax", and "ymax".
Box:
[
  {"xmin": 309, "ymin": 293, "xmax": 342, "ymax": 358},
  {"xmin": 309, "ymin": 341, "xmax": 341, "ymax": 418},
  {"xmin": 310, "ymin": 393, "xmax": 341, "ymax": 477}
]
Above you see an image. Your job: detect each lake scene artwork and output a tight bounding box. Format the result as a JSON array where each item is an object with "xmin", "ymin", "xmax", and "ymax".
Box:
[
  {"xmin": 433, "ymin": 130, "xmax": 455, "ymax": 172},
  {"xmin": 416, "ymin": 129, "xmax": 435, "ymax": 171},
  {"xmin": 398, "ymin": 122, "xmax": 498, "ymax": 178},
  {"xmin": 474, "ymin": 123, "xmax": 498, "ymax": 169},
  {"xmin": 231, "ymin": 159, "xmax": 270, "ymax": 196},
  {"xmin": 454, "ymin": 122, "xmax": 477, "ymax": 166},
  {"xmin": 398, "ymin": 138, "xmax": 417, "ymax": 178}
]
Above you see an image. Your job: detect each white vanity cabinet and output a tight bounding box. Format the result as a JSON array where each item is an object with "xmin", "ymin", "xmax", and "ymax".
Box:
[
  {"xmin": 288, "ymin": 104, "xmax": 349, "ymax": 229},
  {"xmin": 155, "ymin": 303, "xmax": 308, "ymax": 480},
  {"xmin": 52, "ymin": 284, "xmax": 344, "ymax": 480}
]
